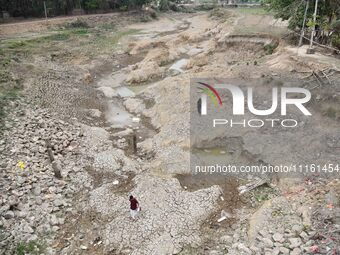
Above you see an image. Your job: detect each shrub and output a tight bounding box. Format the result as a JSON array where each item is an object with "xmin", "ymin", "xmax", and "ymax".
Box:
[
  {"xmin": 264, "ymin": 42, "xmax": 278, "ymax": 55},
  {"xmin": 8, "ymin": 41, "xmax": 28, "ymax": 49},
  {"xmin": 331, "ymin": 34, "xmax": 340, "ymax": 50},
  {"xmin": 159, "ymin": 0, "xmax": 169, "ymax": 11},
  {"xmin": 119, "ymin": 5, "xmax": 128, "ymax": 11},
  {"xmin": 331, "ymin": 20, "xmax": 340, "ymax": 33},
  {"xmin": 16, "ymin": 240, "xmax": 44, "ymax": 255},
  {"xmin": 46, "ymin": 33, "xmax": 70, "ymax": 41},
  {"xmin": 99, "ymin": 23, "xmax": 116, "ymax": 30},
  {"xmin": 150, "ymin": 11, "xmax": 157, "ymax": 19},
  {"xmin": 209, "ymin": 8, "xmax": 232, "ymax": 19},
  {"xmin": 83, "ymin": 0, "xmax": 100, "ymax": 10},
  {"xmin": 66, "ymin": 19, "xmax": 89, "ymax": 28},
  {"xmin": 325, "ymin": 106, "xmax": 337, "ymax": 119}
]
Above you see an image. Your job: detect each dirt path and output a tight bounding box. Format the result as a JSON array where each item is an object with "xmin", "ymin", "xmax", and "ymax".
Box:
[{"xmin": 0, "ymin": 11, "xmax": 150, "ymax": 39}]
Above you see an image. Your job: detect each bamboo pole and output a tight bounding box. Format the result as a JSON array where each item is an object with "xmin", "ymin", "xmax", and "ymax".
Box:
[
  {"xmin": 299, "ymin": 0, "xmax": 309, "ymax": 47},
  {"xmin": 307, "ymin": 0, "xmax": 319, "ymax": 53}
]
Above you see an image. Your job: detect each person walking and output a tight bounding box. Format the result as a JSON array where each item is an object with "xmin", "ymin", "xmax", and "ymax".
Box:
[{"xmin": 129, "ymin": 195, "xmax": 140, "ymax": 220}]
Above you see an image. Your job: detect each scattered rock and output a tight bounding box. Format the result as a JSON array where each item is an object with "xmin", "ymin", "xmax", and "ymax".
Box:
[
  {"xmin": 291, "ymin": 247, "xmax": 302, "ymax": 255},
  {"xmin": 289, "ymin": 237, "xmax": 302, "ymax": 249},
  {"xmin": 299, "ymin": 231, "xmax": 308, "ymax": 240},
  {"xmin": 262, "ymin": 238, "xmax": 274, "ymax": 248},
  {"xmin": 23, "ymin": 224, "xmax": 34, "ymax": 234},
  {"xmin": 88, "ymin": 109, "xmax": 102, "ymax": 118},
  {"xmin": 219, "ymin": 235, "xmax": 232, "ymax": 244},
  {"xmin": 3, "ymin": 211, "xmax": 15, "ymax": 219},
  {"xmin": 279, "ymin": 247, "xmax": 290, "ymax": 254},
  {"xmin": 50, "ymin": 215, "xmax": 59, "ymax": 226},
  {"xmin": 272, "ymin": 233, "xmax": 284, "ymax": 243},
  {"xmin": 80, "ymin": 245, "xmax": 88, "ymax": 250},
  {"xmin": 96, "ymin": 86, "xmax": 117, "ymax": 98},
  {"xmin": 32, "ymin": 186, "xmax": 41, "ymax": 196},
  {"xmin": 169, "ymin": 59, "xmax": 188, "ymax": 75},
  {"xmin": 292, "ymin": 224, "xmax": 303, "ymax": 234}
]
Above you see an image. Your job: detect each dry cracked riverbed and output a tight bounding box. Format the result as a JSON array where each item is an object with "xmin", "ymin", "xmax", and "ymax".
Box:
[{"xmin": 0, "ymin": 8, "xmax": 340, "ymax": 255}]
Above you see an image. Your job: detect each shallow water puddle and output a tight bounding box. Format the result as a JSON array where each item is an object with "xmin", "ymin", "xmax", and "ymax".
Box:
[
  {"xmin": 105, "ymin": 101, "xmax": 135, "ymax": 129},
  {"xmin": 126, "ymin": 84, "xmax": 151, "ymax": 94},
  {"xmin": 115, "ymin": 86, "xmax": 135, "ymax": 98}
]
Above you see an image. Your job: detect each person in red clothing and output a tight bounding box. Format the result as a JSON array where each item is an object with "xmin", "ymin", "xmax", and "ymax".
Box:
[{"xmin": 129, "ymin": 195, "xmax": 140, "ymax": 220}]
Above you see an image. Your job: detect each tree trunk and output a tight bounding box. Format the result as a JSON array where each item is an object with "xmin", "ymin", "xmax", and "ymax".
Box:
[{"xmin": 46, "ymin": 139, "xmax": 62, "ymax": 179}]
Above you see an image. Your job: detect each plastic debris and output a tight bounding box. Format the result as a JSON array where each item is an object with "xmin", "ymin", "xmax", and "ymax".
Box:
[{"xmin": 132, "ymin": 117, "xmax": 140, "ymax": 123}]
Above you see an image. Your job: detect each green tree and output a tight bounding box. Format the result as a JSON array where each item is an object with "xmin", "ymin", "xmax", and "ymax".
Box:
[
  {"xmin": 120, "ymin": 0, "xmax": 151, "ymax": 9},
  {"xmin": 262, "ymin": 0, "xmax": 307, "ymax": 29},
  {"xmin": 82, "ymin": 0, "xmax": 100, "ymax": 10},
  {"xmin": 264, "ymin": 0, "xmax": 340, "ymax": 48},
  {"xmin": 264, "ymin": 0, "xmax": 340, "ymax": 30}
]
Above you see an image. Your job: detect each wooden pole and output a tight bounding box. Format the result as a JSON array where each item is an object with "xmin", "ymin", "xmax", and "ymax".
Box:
[
  {"xmin": 307, "ymin": 0, "xmax": 319, "ymax": 53},
  {"xmin": 44, "ymin": 1, "xmax": 47, "ymax": 19},
  {"xmin": 132, "ymin": 134, "xmax": 137, "ymax": 154},
  {"xmin": 299, "ymin": 0, "xmax": 309, "ymax": 47},
  {"xmin": 46, "ymin": 139, "xmax": 62, "ymax": 179},
  {"xmin": 79, "ymin": 0, "xmax": 83, "ymax": 13}
]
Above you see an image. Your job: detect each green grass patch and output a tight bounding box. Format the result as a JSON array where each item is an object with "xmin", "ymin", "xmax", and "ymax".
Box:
[
  {"xmin": 0, "ymin": 81, "xmax": 21, "ymax": 132},
  {"xmin": 0, "ymin": 70, "xmax": 12, "ymax": 84},
  {"xmin": 234, "ymin": 7, "xmax": 270, "ymax": 15},
  {"xmin": 7, "ymin": 40, "xmax": 29, "ymax": 49},
  {"xmin": 1, "ymin": 87, "xmax": 20, "ymax": 99},
  {"xmin": 89, "ymin": 29, "xmax": 139, "ymax": 54},
  {"xmin": 98, "ymin": 23, "xmax": 116, "ymax": 31},
  {"xmin": 325, "ymin": 106, "xmax": 337, "ymax": 119},
  {"xmin": 0, "ymin": 52, "xmax": 11, "ymax": 68},
  {"xmin": 194, "ymin": 4, "xmax": 215, "ymax": 11},
  {"xmin": 209, "ymin": 8, "xmax": 233, "ymax": 21},
  {"xmin": 0, "ymin": 25, "xmax": 135, "ymax": 56},
  {"xmin": 178, "ymin": 246, "xmax": 200, "ymax": 255},
  {"xmin": 0, "ymin": 39, "xmax": 30, "ymax": 52},
  {"xmin": 0, "ymin": 32, "xmax": 70, "ymax": 52},
  {"xmin": 0, "ymin": 27, "xmax": 137, "ymax": 62},
  {"xmin": 45, "ymin": 32, "xmax": 71, "ymax": 41},
  {"xmin": 0, "ymin": 45, "xmax": 18, "ymax": 133},
  {"xmin": 110, "ymin": 29, "xmax": 139, "ymax": 44},
  {"xmin": 198, "ymin": 0, "xmax": 218, "ymax": 5},
  {"xmin": 35, "ymin": 28, "xmax": 89, "ymax": 42},
  {"xmin": 65, "ymin": 19, "xmax": 89, "ymax": 29},
  {"xmin": 232, "ymin": 25, "xmax": 287, "ymax": 37},
  {"xmin": 251, "ymin": 185, "xmax": 277, "ymax": 203},
  {"xmin": 25, "ymin": 31, "xmax": 71, "ymax": 44},
  {"xmin": 254, "ymin": 192, "xmax": 269, "ymax": 202},
  {"xmin": 16, "ymin": 240, "xmax": 45, "ymax": 255},
  {"xmin": 1, "ymin": 58, "xmax": 11, "ymax": 67},
  {"xmin": 264, "ymin": 42, "xmax": 278, "ymax": 55},
  {"xmin": 71, "ymin": 28, "xmax": 89, "ymax": 35}
]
